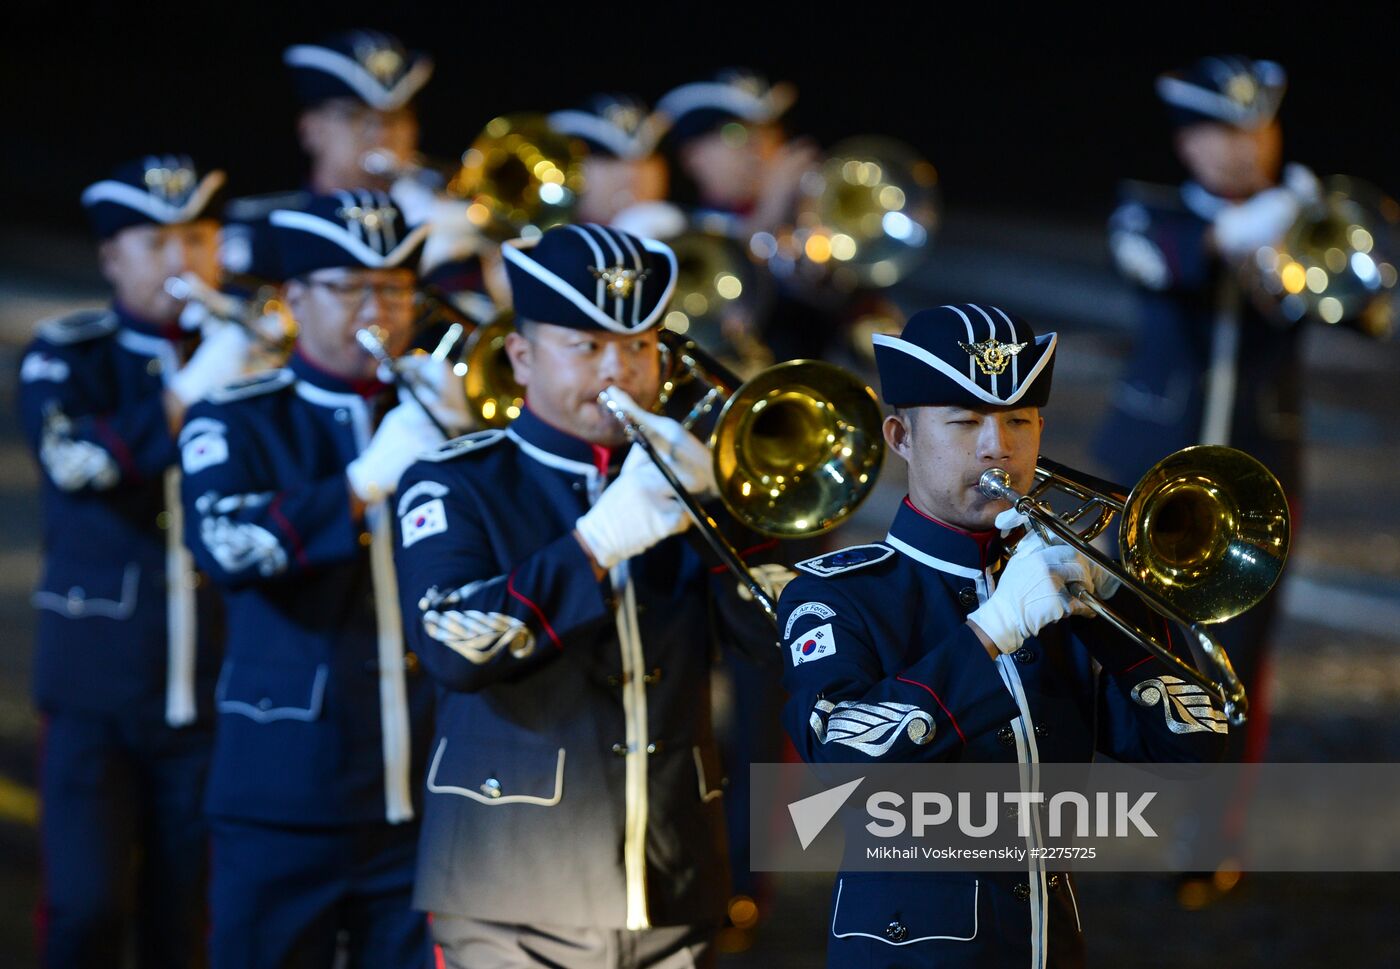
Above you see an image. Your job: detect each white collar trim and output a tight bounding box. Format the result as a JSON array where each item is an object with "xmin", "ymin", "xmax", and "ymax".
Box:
[{"xmin": 884, "ymin": 533, "xmax": 982, "ymax": 579}]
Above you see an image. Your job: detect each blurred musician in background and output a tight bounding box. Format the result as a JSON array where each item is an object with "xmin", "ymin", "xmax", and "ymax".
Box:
[
  {"xmin": 18, "ymin": 156, "xmax": 250, "ymax": 968},
  {"xmin": 392, "ymin": 223, "xmax": 783, "ymax": 968},
  {"xmin": 220, "ymin": 29, "xmax": 433, "ymax": 286},
  {"xmin": 548, "ymin": 93, "xmax": 679, "ymax": 235},
  {"xmin": 1096, "ymin": 55, "xmax": 1322, "ymax": 903},
  {"xmin": 181, "ymin": 192, "xmax": 461, "ymax": 967}
]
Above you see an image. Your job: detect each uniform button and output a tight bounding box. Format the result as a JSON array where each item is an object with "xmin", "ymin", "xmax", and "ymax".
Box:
[
  {"xmin": 358, "ymin": 532, "xmax": 373, "ymax": 547},
  {"xmin": 258, "ymin": 697, "xmax": 272, "ymax": 711},
  {"xmin": 606, "ymin": 673, "xmax": 628, "ymax": 688},
  {"xmin": 1047, "ymin": 874, "xmax": 1062, "ymax": 891},
  {"xmin": 146, "ymin": 359, "xmax": 163, "ymax": 376},
  {"xmin": 1013, "ymin": 883, "xmax": 1031, "ymax": 902},
  {"xmin": 884, "ymin": 920, "xmax": 907, "ymax": 942},
  {"xmin": 571, "ymin": 482, "xmax": 584, "ymax": 492},
  {"xmin": 403, "ymin": 652, "xmax": 420, "ymax": 674},
  {"xmin": 645, "ymin": 741, "xmax": 664, "ymax": 755},
  {"xmin": 611, "ymin": 743, "xmax": 629, "ymax": 757},
  {"xmin": 957, "ymin": 587, "xmax": 979, "ymax": 609},
  {"xmin": 1013, "ymin": 647, "xmax": 1037, "ymax": 664},
  {"xmin": 643, "ymin": 667, "xmax": 663, "ymax": 685},
  {"xmin": 1006, "ymin": 802, "xmax": 1020, "ymax": 819},
  {"xmin": 1034, "ymin": 723, "xmax": 1050, "ymax": 739},
  {"xmin": 156, "ymin": 511, "xmax": 173, "ymax": 530},
  {"xmin": 335, "ymin": 408, "xmax": 350, "ymax": 423},
  {"xmin": 997, "ymin": 725, "xmax": 1016, "ymax": 748},
  {"xmin": 479, "ymin": 777, "xmax": 503, "ymax": 799}
]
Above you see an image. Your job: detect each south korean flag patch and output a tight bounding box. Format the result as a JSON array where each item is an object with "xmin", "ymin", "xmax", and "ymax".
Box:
[
  {"xmin": 400, "ymin": 498, "xmax": 447, "ymax": 547},
  {"xmin": 789, "ymin": 623, "xmax": 837, "ymax": 666}
]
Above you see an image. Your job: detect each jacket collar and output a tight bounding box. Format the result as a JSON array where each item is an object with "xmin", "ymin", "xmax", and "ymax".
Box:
[
  {"xmin": 113, "ymin": 301, "xmax": 184, "ymax": 342},
  {"xmin": 885, "ymin": 497, "xmax": 1003, "ymax": 579},
  {"xmin": 507, "ymin": 406, "xmax": 622, "ymax": 478},
  {"xmin": 290, "ymin": 349, "xmax": 388, "ymax": 398}
]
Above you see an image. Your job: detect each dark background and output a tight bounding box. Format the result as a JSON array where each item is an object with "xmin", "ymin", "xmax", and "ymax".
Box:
[{"xmin": 5, "ymin": 4, "xmax": 1398, "ymax": 235}]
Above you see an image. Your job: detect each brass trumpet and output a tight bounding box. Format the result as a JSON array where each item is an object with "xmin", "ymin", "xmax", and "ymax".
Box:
[
  {"xmin": 979, "ymin": 446, "xmax": 1292, "ymax": 725},
  {"xmin": 602, "ymin": 332, "xmax": 885, "ymax": 622}
]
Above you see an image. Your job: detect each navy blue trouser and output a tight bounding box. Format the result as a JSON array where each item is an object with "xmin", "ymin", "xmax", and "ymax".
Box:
[
  {"xmin": 38, "ymin": 709, "xmax": 212, "ymax": 969},
  {"xmin": 209, "ymin": 817, "xmax": 430, "ymax": 969}
]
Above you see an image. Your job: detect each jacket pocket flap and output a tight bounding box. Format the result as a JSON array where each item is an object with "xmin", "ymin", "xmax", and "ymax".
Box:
[
  {"xmin": 216, "ymin": 661, "xmax": 328, "ymax": 723},
  {"xmin": 831, "ymin": 876, "xmax": 980, "ymax": 944},
  {"xmin": 426, "ymin": 737, "xmax": 565, "ymax": 806}
]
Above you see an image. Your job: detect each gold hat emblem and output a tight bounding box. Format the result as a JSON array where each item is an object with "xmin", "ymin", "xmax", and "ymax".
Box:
[
  {"xmin": 337, "ymin": 202, "xmax": 399, "ymax": 232},
  {"xmin": 1225, "ymin": 72, "xmax": 1258, "ymax": 107},
  {"xmin": 590, "ymin": 265, "xmax": 649, "ymax": 299},
  {"xmin": 359, "ymin": 45, "xmax": 404, "ymax": 84},
  {"xmin": 144, "ymin": 165, "xmax": 195, "ymax": 202},
  {"xmin": 959, "ymin": 338, "xmax": 1029, "ymax": 376}
]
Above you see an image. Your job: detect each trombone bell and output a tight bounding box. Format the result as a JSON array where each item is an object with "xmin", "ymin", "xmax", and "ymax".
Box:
[{"xmin": 712, "ymin": 361, "xmax": 885, "ymax": 538}]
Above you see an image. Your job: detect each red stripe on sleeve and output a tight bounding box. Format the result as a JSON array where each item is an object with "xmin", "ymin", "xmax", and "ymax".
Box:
[
  {"xmin": 895, "ymin": 674, "xmax": 967, "ymax": 745},
  {"xmin": 267, "ymin": 494, "xmax": 308, "ymax": 567},
  {"xmin": 91, "ymin": 418, "xmax": 137, "ymax": 479},
  {"xmin": 507, "ymin": 570, "xmax": 563, "ymax": 650}
]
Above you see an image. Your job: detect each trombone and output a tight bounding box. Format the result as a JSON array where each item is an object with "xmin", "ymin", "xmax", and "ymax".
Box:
[
  {"xmin": 601, "ymin": 332, "xmax": 885, "ymax": 623},
  {"xmin": 979, "ymin": 446, "xmax": 1292, "ymax": 726}
]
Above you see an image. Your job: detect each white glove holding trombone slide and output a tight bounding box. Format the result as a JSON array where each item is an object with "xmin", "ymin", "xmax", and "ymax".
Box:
[
  {"xmin": 575, "ymin": 387, "xmax": 717, "ymax": 571},
  {"xmin": 968, "ymin": 508, "xmax": 1119, "ymax": 654}
]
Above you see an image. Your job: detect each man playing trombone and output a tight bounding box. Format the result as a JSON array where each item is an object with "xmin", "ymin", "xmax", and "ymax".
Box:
[
  {"xmin": 392, "ymin": 223, "xmax": 781, "ymax": 967},
  {"xmin": 180, "ymin": 191, "xmax": 461, "ymax": 967},
  {"xmin": 779, "ymin": 304, "xmax": 1231, "ymax": 968}
]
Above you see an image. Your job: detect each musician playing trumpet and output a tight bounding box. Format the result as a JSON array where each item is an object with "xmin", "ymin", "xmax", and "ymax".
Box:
[
  {"xmin": 179, "ymin": 191, "xmax": 461, "ymax": 968},
  {"xmin": 779, "ymin": 304, "xmax": 1229, "ymax": 969}
]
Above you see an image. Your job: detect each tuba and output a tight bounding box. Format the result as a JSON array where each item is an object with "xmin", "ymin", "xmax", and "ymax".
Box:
[
  {"xmin": 979, "ymin": 446, "xmax": 1292, "ymax": 725},
  {"xmin": 602, "ymin": 332, "xmax": 885, "ymax": 621},
  {"xmin": 1249, "ymin": 175, "xmax": 1399, "ymax": 338}
]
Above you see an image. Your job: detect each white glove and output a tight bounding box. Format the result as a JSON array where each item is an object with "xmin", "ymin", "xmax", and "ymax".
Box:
[
  {"xmin": 995, "ymin": 507, "xmax": 1121, "ymax": 600},
  {"xmin": 968, "ymin": 539, "xmax": 1096, "ymax": 654},
  {"xmin": 346, "ymin": 399, "xmax": 443, "ymax": 503},
  {"xmin": 1282, "ymin": 163, "xmax": 1322, "ymax": 206},
  {"xmin": 575, "ymin": 446, "xmax": 692, "ymax": 570},
  {"xmin": 395, "ymin": 354, "xmax": 473, "ymax": 433},
  {"xmin": 601, "ymin": 386, "xmax": 717, "ymax": 498},
  {"xmin": 1213, "ymin": 187, "xmax": 1300, "ymax": 260},
  {"xmin": 169, "ymin": 321, "xmax": 253, "ymax": 405}
]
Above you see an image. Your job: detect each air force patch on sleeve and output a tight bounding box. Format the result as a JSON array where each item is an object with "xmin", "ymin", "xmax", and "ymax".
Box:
[
  {"xmin": 401, "ymin": 498, "xmax": 448, "ymax": 547},
  {"xmin": 789, "ymin": 623, "xmax": 837, "ymax": 666}
]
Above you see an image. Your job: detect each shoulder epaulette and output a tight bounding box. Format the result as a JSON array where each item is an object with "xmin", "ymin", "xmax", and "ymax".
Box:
[
  {"xmin": 419, "ymin": 428, "xmax": 509, "ymax": 463},
  {"xmin": 208, "ymin": 368, "xmax": 295, "ymax": 403},
  {"xmin": 794, "ymin": 543, "xmax": 896, "ymax": 578},
  {"xmin": 34, "ymin": 309, "xmax": 118, "ymax": 346},
  {"xmin": 224, "ymin": 190, "xmax": 312, "ymax": 223}
]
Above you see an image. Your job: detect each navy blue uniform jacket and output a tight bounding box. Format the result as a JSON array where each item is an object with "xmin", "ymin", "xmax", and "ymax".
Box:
[
  {"xmin": 780, "ymin": 499, "xmax": 1228, "ymax": 968},
  {"xmin": 393, "ymin": 407, "xmax": 777, "ymax": 930},
  {"xmin": 180, "ymin": 354, "xmax": 435, "ymax": 826},
  {"xmin": 18, "ymin": 305, "xmax": 222, "ymax": 725},
  {"xmin": 1095, "ymin": 178, "xmax": 1306, "ymax": 495}
]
